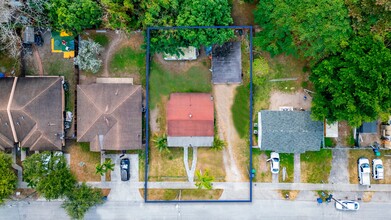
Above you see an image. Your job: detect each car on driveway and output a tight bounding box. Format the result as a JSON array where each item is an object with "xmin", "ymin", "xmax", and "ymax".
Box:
[
  {"xmin": 268, "ymin": 152, "xmax": 280, "ymax": 174},
  {"xmin": 120, "ymin": 158, "xmax": 130, "ymax": 181},
  {"xmin": 335, "ymin": 200, "xmax": 360, "ymax": 211},
  {"xmin": 358, "ymin": 157, "xmax": 370, "ymax": 185},
  {"xmin": 372, "ymin": 159, "xmax": 384, "ymax": 180}
]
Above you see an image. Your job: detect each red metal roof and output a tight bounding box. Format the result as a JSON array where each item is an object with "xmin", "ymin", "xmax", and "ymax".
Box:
[{"xmin": 167, "ymin": 93, "xmax": 214, "ymax": 137}]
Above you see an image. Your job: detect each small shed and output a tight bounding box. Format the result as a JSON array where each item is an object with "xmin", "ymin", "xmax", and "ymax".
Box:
[
  {"xmin": 212, "ymin": 42, "xmax": 242, "ymax": 84},
  {"xmin": 163, "ymin": 47, "xmax": 199, "ymax": 61},
  {"xmin": 23, "ymin": 26, "xmax": 34, "ymax": 44},
  {"xmin": 359, "ymin": 121, "xmax": 378, "ymax": 134},
  {"xmin": 325, "ymin": 120, "xmax": 338, "ymax": 138}
]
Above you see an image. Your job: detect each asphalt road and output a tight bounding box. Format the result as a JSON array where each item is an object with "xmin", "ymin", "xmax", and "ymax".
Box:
[{"xmin": 0, "ymin": 199, "xmax": 389, "ymax": 220}]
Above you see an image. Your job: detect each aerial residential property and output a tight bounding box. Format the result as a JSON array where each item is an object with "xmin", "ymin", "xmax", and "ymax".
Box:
[{"xmin": 0, "ymin": 0, "xmax": 390, "ymax": 218}]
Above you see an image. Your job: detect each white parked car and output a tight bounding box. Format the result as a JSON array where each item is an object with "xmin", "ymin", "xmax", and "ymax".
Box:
[
  {"xmin": 335, "ymin": 200, "xmax": 360, "ymax": 211},
  {"xmin": 358, "ymin": 157, "xmax": 370, "ymax": 186},
  {"xmin": 372, "ymin": 159, "xmax": 384, "ymax": 180},
  {"xmin": 268, "ymin": 152, "xmax": 280, "ymax": 174}
]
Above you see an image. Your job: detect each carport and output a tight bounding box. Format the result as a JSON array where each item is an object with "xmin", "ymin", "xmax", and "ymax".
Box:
[{"xmin": 211, "ymin": 42, "xmax": 242, "ymax": 84}]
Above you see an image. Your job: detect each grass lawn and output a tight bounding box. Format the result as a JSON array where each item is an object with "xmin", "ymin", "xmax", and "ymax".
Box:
[
  {"xmin": 69, "ymin": 143, "xmax": 101, "ymax": 182},
  {"xmin": 252, "ymin": 149, "xmax": 271, "ymax": 182},
  {"xmin": 109, "ymin": 46, "xmax": 146, "ymax": 83},
  {"xmin": 348, "ymin": 149, "xmax": 391, "ymax": 184},
  {"xmin": 139, "ymin": 189, "xmax": 223, "ymax": 201},
  {"xmin": 195, "ymin": 148, "xmax": 226, "ymax": 182},
  {"xmin": 324, "ymin": 137, "xmax": 336, "ymax": 147},
  {"xmin": 301, "ymin": 149, "xmax": 332, "ymax": 183},
  {"xmin": 89, "ymin": 33, "xmax": 109, "ymax": 47},
  {"xmin": 149, "ymin": 64, "xmax": 212, "ymax": 109},
  {"xmin": 232, "ymin": 85, "xmax": 250, "ymax": 138},
  {"xmin": 279, "ymin": 153, "xmax": 294, "ymax": 182},
  {"xmin": 148, "ymin": 147, "xmax": 187, "ymax": 181},
  {"xmin": 0, "ymin": 52, "xmax": 19, "ymax": 75}
]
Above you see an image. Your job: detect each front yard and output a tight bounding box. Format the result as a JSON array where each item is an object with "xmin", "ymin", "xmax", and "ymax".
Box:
[
  {"xmin": 301, "ymin": 149, "xmax": 332, "ymax": 183},
  {"xmin": 252, "ymin": 149, "xmax": 294, "ymax": 182},
  {"xmin": 67, "ymin": 142, "xmax": 101, "ymax": 182},
  {"xmin": 348, "ymin": 149, "xmax": 391, "ymax": 184},
  {"xmin": 139, "ymin": 189, "xmax": 223, "ymax": 201}
]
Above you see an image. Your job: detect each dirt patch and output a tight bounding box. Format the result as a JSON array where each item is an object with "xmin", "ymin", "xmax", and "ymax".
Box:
[
  {"xmin": 337, "ymin": 121, "xmax": 355, "ymax": 147},
  {"xmin": 101, "ymin": 188, "xmax": 111, "ymax": 197},
  {"xmin": 279, "ymin": 190, "xmax": 300, "ymax": 200},
  {"xmin": 363, "ymin": 191, "xmax": 374, "ymax": 202},
  {"xmin": 214, "ymin": 84, "xmax": 245, "ymax": 182},
  {"xmin": 269, "ymin": 90, "xmax": 312, "ymax": 110},
  {"xmin": 12, "ymin": 188, "xmax": 38, "ymax": 200},
  {"xmin": 253, "ymin": 152, "xmax": 272, "ymax": 182},
  {"xmin": 149, "ymin": 107, "xmax": 160, "ymax": 134},
  {"xmin": 231, "ymin": 0, "xmax": 257, "ymax": 26}
]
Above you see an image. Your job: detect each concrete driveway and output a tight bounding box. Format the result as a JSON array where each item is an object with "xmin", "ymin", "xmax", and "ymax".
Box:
[{"xmin": 105, "ymin": 154, "xmax": 142, "ymax": 201}]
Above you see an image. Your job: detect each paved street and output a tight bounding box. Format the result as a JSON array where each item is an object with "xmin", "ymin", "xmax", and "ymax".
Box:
[{"xmin": 1, "ymin": 199, "xmax": 390, "ymax": 220}]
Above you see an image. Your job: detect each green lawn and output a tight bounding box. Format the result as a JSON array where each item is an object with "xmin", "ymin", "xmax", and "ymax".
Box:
[
  {"xmin": 279, "ymin": 153, "xmax": 294, "ymax": 182},
  {"xmin": 232, "ymin": 84, "xmax": 250, "ymax": 138},
  {"xmin": 110, "ymin": 46, "xmax": 146, "ymax": 84},
  {"xmin": 149, "ymin": 64, "xmax": 212, "ymax": 108},
  {"xmin": 0, "ymin": 52, "xmax": 18, "ymax": 75},
  {"xmin": 90, "ymin": 33, "xmax": 109, "ymax": 47},
  {"xmin": 140, "ymin": 189, "xmax": 223, "ymax": 201},
  {"xmin": 301, "ymin": 149, "xmax": 332, "ymax": 183}
]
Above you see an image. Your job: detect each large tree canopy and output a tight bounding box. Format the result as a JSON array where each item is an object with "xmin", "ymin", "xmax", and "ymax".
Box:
[
  {"xmin": 254, "ymin": 0, "xmax": 352, "ymax": 59},
  {"xmin": 144, "ymin": 0, "xmax": 234, "ymax": 54},
  {"xmin": 310, "ymin": 35, "xmax": 391, "ymax": 126},
  {"xmin": 101, "ymin": 0, "xmax": 143, "ymax": 30},
  {"xmin": 0, "ymin": 152, "xmax": 17, "ymax": 204},
  {"xmin": 47, "ymin": 0, "xmax": 102, "ymax": 34},
  {"xmin": 23, "ymin": 152, "xmax": 76, "ymax": 200}
]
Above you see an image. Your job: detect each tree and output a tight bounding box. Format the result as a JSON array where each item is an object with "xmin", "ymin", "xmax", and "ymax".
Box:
[
  {"xmin": 23, "ymin": 152, "xmax": 76, "ymax": 200},
  {"xmin": 310, "ymin": 35, "xmax": 391, "ymax": 126},
  {"xmin": 212, "ymin": 137, "xmax": 225, "ymax": 151},
  {"xmin": 47, "ymin": 0, "xmax": 102, "ymax": 35},
  {"xmin": 0, "ymin": 152, "xmax": 17, "ymax": 204},
  {"xmin": 254, "ymin": 0, "xmax": 352, "ymax": 60},
  {"xmin": 195, "ymin": 169, "xmax": 214, "ymax": 189},
  {"xmin": 62, "ymin": 183, "xmax": 103, "ymax": 220},
  {"xmin": 74, "ymin": 39, "xmax": 103, "ymax": 73},
  {"xmin": 95, "ymin": 160, "xmax": 115, "ymax": 176},
  {"xmin": 175, "ymin": 0, "xmax": 234, "ymax": 47},
  {"xmin": 101, "ymin": 0, "xmax": 143, "ymax": 30},
  {"xmin": 152, "ymin": 134, "xmax": 169, "ymax": 152}
]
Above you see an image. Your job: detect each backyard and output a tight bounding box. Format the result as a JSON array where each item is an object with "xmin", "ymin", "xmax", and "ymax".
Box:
[
  {"xmin": 301, "ymin": 149, "xmax": 332, "ymax": 183},
  {"xmin": 348, "ymin": 149, "xmax": 391, "ymax": 184}
]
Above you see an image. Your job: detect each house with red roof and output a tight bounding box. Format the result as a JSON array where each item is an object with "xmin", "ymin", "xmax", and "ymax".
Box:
[{"xmin": 166, "ymin": 93, "xmax": 214, "ymax": 147}]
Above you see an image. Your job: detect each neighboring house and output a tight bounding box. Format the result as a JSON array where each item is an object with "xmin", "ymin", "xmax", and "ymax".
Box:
[
  {"xmin": 77, "ymin": 82, "xmax": 142, "ymax": 151},
  {"xmin": 212, "ymin": 42, "xmax": 242, "ymax": 84},
  {"xmin": 163, "ymin": 46, "xmax": 199, "ymax": 61},
  {"xmin": 167, "ymin": 93, "xmax": 214, "ymax": 147},
  {"xmin": 0, "ymin": 77, "xmax": 64, "ymax": 151},
  {"xmin": 258, "ymin": 110, "xmax": 324, "ymax": 153}
]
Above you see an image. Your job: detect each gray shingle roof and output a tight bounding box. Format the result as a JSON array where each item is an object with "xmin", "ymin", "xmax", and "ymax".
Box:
[
  {"xmin": 212, "ymin": 42, "xmax": 242, "ymax": 84},
  {"xmin": 359, "ymin": 121, "xmax": 377, "ymax": 134},
  {"xmin": 259, "ymin": 110, "xmax": 324, "ymax": 153}
]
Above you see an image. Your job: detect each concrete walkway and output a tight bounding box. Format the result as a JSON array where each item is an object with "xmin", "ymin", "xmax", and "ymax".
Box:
[
  {"xmin": 272, "ymin": 174, "xmax": 279, "ymax": 183},
  {"xmin": 294, "ymin": 153, "xmax": 301, "ymax": 183},
  {"xmin": 183, "ymin": 147, "xmax": 197, "ymax": 182},
  {"xmin": 329, "ymin": 149, "xmax": 349, "ymax": 184}
]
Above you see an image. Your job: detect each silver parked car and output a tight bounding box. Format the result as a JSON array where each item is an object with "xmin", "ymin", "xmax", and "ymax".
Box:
[
  {"xmin": 372, "ymin": 159, "xmax": 384, "ymax": 180},
  {"xmin": 268, "ymin": 152, "xmax": 280, "ymax": 174},
  {"xmin": 335, "ymin": 200, "xmax": 360, "ymax": 211}
]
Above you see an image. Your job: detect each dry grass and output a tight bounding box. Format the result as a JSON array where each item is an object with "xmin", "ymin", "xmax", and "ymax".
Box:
[
  {"xmin": 301, "ymin": 149, "xmax": 332, "ymax": 183},
  {"xmin": 139, "ymin": 189, "xmax": 223, "ymax": 201},
  {"xmin": 195, "ymin": 148, "xmax": 226, "ymax": 182},
  {"xmin": 252, "ymin": 150, "xmax": 272, "ymax": 182},
  {"xmin": 348, "ymin": 149, "xmax": 391, "ymax": 184},
  {"xmin": 362, "ymin": 191, "xmax": 374, "ymax": 202},
  {"xmin": 69, "ymin": 143, "xmax": 101, "ymax": 182},
  {"xmin": 148, "ymin": 147, "xmax": 187, "ymax": 182},
  {"xmin": 279, "ymin": 190, "xmax": 300, "ymax": 200}
]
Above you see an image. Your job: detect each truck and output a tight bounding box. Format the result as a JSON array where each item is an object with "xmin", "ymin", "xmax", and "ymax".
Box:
[{"xmin": 358, "ymin": 157, "xmax": 370, "ymax": 186}]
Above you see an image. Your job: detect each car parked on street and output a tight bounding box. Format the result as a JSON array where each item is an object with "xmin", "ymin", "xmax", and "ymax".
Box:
[
  {"xmin": 372, "ymin": 158, "xmax": 384, "ymax": 180},
  {"xmin": 120, "ymin": 158, "xmax": 130, "ymax": 181},
  {"xmin": 268, "ymin": 152, "xmax": 280, "ymax": 174},
  {"xmin": 358, "ymin": 157, "xmax": 370, "ymax": 186},
  {"xmin": 335, "ymin": 200, "xmax": 360, "ymax": 211}
]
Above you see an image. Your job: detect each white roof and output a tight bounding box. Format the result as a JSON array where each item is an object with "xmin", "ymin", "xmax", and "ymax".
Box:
[
  {"xmin": 163, "ymin": 47, "xmax": 198, "ymax": 61},
  {"xmin": 325, "ymin": 120, "xmax": 338, "ymax": 137}
]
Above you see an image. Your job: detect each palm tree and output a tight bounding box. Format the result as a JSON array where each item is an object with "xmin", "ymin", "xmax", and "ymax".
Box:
[
  {"xmin": 103, "ymin": 160, "xmax": 115, "ymax": 171},
  {"xmin": 195, "ymin": 169, "xmax": 214, "ymax": 190},
  {"xmin": 153, "ymin": 134, "xmax": 169, "ymax": 153},
  {"xmin": 95, "ymin": 164, "xmax": 105, "ymax": 176},
  {"xmin": 212, "ymin": 137, "xmax": 225, "ymax": 151}
]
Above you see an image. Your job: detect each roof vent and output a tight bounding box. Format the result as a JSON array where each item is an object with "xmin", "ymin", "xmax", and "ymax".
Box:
[
  {"xmin": 115, "ymin": 89, "xmax": 119, "ymax": 96},
  {"xmin": 189, "ymin": 114, "xmax": 192, "ymax": 118}
]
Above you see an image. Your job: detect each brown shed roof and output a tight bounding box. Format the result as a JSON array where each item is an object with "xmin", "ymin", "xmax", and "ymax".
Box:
[
  {"xmin": 0, "ymin": 77, "xmax": 64, "ymax": 151},
  {"xmin": 167, "ymin": 93, "xmax": 214, "ymax": 137},
  {"xmin": 77, "ymin": 84, "xmax": 142, "ymax": 151}
]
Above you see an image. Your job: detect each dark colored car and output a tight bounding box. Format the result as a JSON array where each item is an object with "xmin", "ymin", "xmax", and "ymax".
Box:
[
  {"xmin": 34, "ymin": 34, "xmax": 43, "ymax": 46},
  {"xmin": 120, "ymin": 158, "xmax": 130, "ymax": 181}
]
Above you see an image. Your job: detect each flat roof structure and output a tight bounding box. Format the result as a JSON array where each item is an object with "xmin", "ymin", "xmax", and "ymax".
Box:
[{"xmin": 212, "ymin": 41, "xmax": 242, "ymax": 84}]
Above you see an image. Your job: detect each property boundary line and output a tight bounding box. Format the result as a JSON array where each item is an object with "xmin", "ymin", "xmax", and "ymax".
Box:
[{"xmin": 144, "ymin": 25, "xmax": 253, "ymax": 203}]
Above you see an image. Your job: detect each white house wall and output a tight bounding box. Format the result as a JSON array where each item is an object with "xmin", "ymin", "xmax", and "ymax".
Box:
[{"xmin": 167, "ymin": 136, "xmax": 214, "ymax": 147}]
